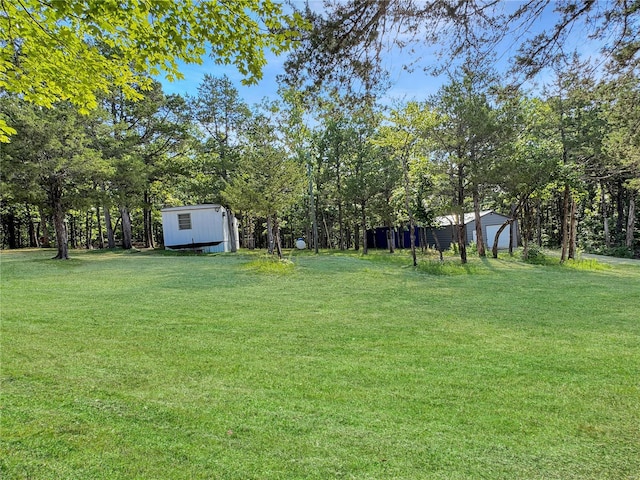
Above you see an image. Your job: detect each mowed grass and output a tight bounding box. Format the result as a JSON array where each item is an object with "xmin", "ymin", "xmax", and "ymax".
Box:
[{"xmin": 1, "ymin": 248, "xmax": 639, "ymax": 479}]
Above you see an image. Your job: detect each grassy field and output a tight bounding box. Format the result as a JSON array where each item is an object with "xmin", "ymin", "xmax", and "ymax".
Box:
[{"xmin": 1, "ymin": 248, "xmax": 639, "ymax": 479}]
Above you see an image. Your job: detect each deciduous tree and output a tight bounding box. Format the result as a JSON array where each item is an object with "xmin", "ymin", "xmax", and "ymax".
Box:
[{"xmin": 1, "ymin": 0, "xmax": 305, "ymax": 142}]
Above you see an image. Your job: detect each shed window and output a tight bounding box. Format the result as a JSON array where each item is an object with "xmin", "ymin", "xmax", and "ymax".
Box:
[{"xmin": 177, "ymin": 213, "xmax": 192, "ymax": 230}]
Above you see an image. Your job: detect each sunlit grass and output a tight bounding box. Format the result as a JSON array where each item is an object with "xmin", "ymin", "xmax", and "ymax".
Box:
[
  {"xmin": 562, "ymin": 257, "xmax": 611, "ymax": 271},
  {"xmin": 242, "ymin": 255, "xmax": 296, "ymax": 275},
  {"xmin": 1, "ymin": 248, "xmax": 639, "ymax": 479}
]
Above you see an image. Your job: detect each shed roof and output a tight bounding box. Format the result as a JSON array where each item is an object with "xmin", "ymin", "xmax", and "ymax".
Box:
[
  {"xmin": 435, "ymin": 210, "xmax": 505, "ymax": 226},
  {"xmin": 161, "ymin": 204, "xmax": 224, "ymax": 213}
]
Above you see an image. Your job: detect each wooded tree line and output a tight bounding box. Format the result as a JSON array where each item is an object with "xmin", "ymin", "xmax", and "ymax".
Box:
[
  {"xmin": 1, "ymin": 62, "xmax": 638, "ymax": 261},
  {"xmin": 1, "ymin": 0, "xmax": 638, "ymax": 261}
]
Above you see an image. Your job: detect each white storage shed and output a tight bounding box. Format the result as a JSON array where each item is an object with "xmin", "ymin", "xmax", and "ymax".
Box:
[{"xmin": 161, "ymin": 204, "xmax": 239, "ymax": 253}]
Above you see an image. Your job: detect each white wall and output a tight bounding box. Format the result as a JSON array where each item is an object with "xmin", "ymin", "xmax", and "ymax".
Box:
[{"xmin": 161, "ymin": 205, "xmax": 230, "ymax": 252}]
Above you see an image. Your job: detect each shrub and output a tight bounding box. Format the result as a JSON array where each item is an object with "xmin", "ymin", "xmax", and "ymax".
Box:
[
  {"xmin": 604, "ymin": 245, "xmax": 634, "ymax": 259},
  {"xmin": 522, "ymin": 245, "xmax": 547, "ymax": 264}
]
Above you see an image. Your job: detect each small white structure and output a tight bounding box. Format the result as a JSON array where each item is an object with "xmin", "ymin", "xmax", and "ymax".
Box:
[{"xmin": 161, "ymin": 204, "xmax": 239, "ymax": 253}]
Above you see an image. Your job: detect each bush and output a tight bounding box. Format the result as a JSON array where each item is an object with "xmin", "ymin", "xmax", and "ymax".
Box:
[
  {"xmin": 522, "ymin": 245, "xmax": 547, "ymax": 264},
  {"xmin": 603, "ymin": 245, "xmax": 634, "ymax": 259}
]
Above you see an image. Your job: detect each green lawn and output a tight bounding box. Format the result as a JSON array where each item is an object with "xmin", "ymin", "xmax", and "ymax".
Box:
[{"xmin": 1, "ymin": 248, "xmax": 639, "ymax": 479}]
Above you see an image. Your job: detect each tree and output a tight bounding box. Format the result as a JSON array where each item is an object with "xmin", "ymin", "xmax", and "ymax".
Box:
[
  {"xmin": 546, "ymin": 57, "xmax": 606, "ymax": 261},
  {"xmin": 341, "ymin": 105, "xmax": 385, "ymax": 254},
  {"xmin": 601, "ymin": 73, "xmax": 640, "ymax": 252},
  {"xmin": 374, "ymin": 102, "xmax": 435, "ymax": 266},
  {"xmin": 223, "ymin": 110, "xmax": 305, "ymax": 258},
  {"xmin": 1, "ymin": 1, "xmax": 304, "ymax": 117},
  {"xmin": 189, "ymin": 75, "xmax": 250, "ymax": 196},
  {"xmin": 489, "ymin": 96, "xmax": 561, "ymax": 258},
  {"xmin": 428, "ymin": 68, "xmax": 504, "ymax": 263},
  {"xmin": 1, "ymin": 99, "xmax": 106, "ymax": 259},
  {"xmin": 279, "ymin": 86, "xmax": 318, "ymax": 252},
  {"xmin": 285, "ymin": 1, "xmax": 639, "ymax": 94},
  {"xmin": 95, "ymin": 80, "xmax": 193, "ymax": 249}
]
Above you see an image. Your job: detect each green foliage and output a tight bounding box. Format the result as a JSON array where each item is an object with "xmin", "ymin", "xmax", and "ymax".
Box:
[
  {"xmin": 522, "ymin": 246, "xmax": 553, "ymax": 265},
  {"xmin": 189, "ymin": 74, "xmax": 250, "ymax": 199},
  {"xmin": 466, "ymin": 240, "xmax": 478, "ymax": 255},
  {"xmin": 0, "ymin": 119, "xmax": 16, "ymax": 143},
  {"xmin": 0, "ymin": 0, "xmax": 306, "ymax": 124},
  {"xmin": 599, "ymin": 245, "xmax": 635, "ymax": 259},
  {"xmin": 223, "ymin": 109, "xmax": 306, "ymax": 218}
]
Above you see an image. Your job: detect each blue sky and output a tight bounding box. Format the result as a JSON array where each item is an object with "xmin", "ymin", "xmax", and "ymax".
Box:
[
  {"xmin": 158, "ymin": 1, "xmax": 604, "ymax": 106},
  {"xmin": 159, "ymin": 44, "xmax": 442, "ymax": 106}
]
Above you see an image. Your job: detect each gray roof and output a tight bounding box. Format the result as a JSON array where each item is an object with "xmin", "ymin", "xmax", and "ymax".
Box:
[
  {"xmin": 435, "ymin": 210, "xmax": 497, "ymax": 226},
  {"xmin": 161, "ymin": 204, "xmax": 225, "ymax": 213}
]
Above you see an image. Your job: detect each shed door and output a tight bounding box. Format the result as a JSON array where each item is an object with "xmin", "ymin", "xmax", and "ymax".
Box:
[{"xmin": 486, "ymin": 224, "xmax": 510, "ymax": 249}]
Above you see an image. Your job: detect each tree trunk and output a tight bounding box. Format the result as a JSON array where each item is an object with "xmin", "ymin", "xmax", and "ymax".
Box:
[
  {"xmin": 536, "ymin": 200, "xmax": 542, "ymax": 248},
  {"xmin": 456, "ymin": 163, "xmax": 467, "ymax": 264},
  {"xmin": 51, "ymin": 192, "xmax": 69, "ymax": 260},
  {"xmin": 143, "ymin": 191, "xmax": 154, "ymax": 249},
  {"xmin": 457, "ymin": 217, "xmax": 467, "ymax": 264},
  {"xmin": 273, "ymin": 216, "xmax": 283, "ymax": 259},
  {"xmin": 267, "ymin": 215, "xmax": 275, "ymax": 254},
  {"xmin": 361, "ymin": 204, "xmax": 368, "ymax": 255},
  {"xmin": 601, "ymin": 183, "xmax": 610, "ymax": 247},
  {"xmin": 85, "ymin": 210, "xmax": 93, "ymax": 249},
  {"xmin": 338, "ymin": 201, "xmax": 344, "ymax": 250},
  {"xmin": 227, "ymin": 210, "xmax": 238, "ymax": 253},
  {"xmin": 104, "ymin": 206, "xmax": 116, "ymax": 249},
  {"xmin": 4, "ymin": 208, "xmax": 18, "ymax": 249},
  {"xmin": 246, "ymin": 213, "xmax": 256, "ymax": 250},
  {"xmin": 401, "ymin": 155, "xmax": 417, "ymax": 266},
  {"xmin": 472, "ymin": 188, "xmax": 485, "ymax": 257},
  {"xmin": 322, "ymin": 214, "xmax": 332, "ymax": 249},
  {"xmin": 511, "ymin": 202, "xmax": 519, "ymax": 255},
  {"xmin": 522, "ymin": 200, "xmax": 532, "ymax": 260},
  {"xmin": 39, "ymin": 207, "xmax": 51, "ymax": 247},
  {"xmin": 568, "ymin": 197, "xmax": 578, "ymax": 260},
  {"xmin": 336, "ymin": 151, "xmax": 344, "ymax": 250},
  {"xmin": 69, "ymin": 214, "xmax": 77, "ymax": 249},
  {"xmin": 354, "ymin": 222, "xmax": 360, "ymax": 251},
  {"xmin": 387, "ymin": 222, "xmax": 395, "ymax": 254},
  {"xmin": 509, "ymin": 219, "xmax": 515, "ymax": 256},
  {"xmin": 25, "ymin": 204, "xmax": 39, "ymax": 247},
  {"xmin": 120, "ymin": 206, "xmax": 133, "ymax": 250},
  {"xmin": 96, "ymin": 205, "xmax": 105, "ymax": 249},
  {"xmin": 430, "ymin": 227, "xmax": 444, "ymax": 262},
  {"xmin": 308, "ymin": 163, "xmax": 319, "ymax": 254},
  {"xmin": 492, "ymin": 221, "xmax": 510, "ymax": 259},
  {"xmin": 616, "ymin": 179, "xmax": 625, "ymax": 234},
  {"xmin": 560, "ymin": 185, "xmax": 571, "ymax": 263},
  {"xmin": 626, "ymin": 193, "xmax": 636, "ymax": 249}
]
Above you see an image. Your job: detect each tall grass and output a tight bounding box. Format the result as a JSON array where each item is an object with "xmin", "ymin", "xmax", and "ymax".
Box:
[{"xmin": 1, "ymin": 248, "xmax": 639, "ymax": 479}]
